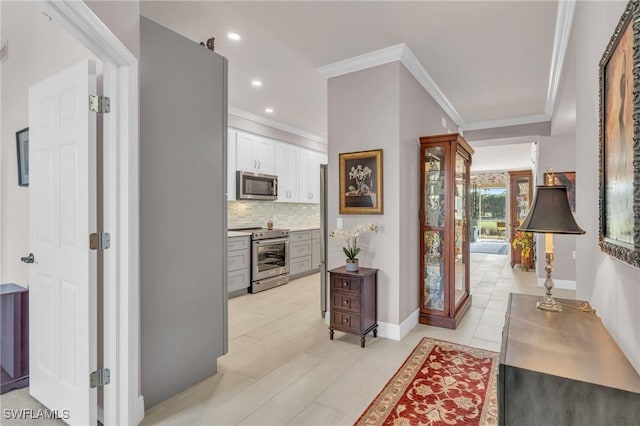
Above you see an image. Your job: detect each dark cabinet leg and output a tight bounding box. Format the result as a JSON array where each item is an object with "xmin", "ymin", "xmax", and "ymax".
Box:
[
  {"xmin": 373, "ymin": 327, "xmax": 378, "ymax": 338},
  {"xmin": 360, "ymin": 335, "xmax": 365, "ymax": 348},
  {"xmin": 330, "ymin": 329, "xmax": 334, "ymax": 340}
]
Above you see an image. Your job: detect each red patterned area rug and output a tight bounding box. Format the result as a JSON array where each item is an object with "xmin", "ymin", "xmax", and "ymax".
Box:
[{"xmin": 355, "ymin": 337, "xmax": 498, "ymax": 426}]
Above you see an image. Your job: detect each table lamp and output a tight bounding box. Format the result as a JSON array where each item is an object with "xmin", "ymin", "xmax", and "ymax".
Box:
[{"xmin": 518, "ymin": 172, "xmax": 585, "ymax": 312}]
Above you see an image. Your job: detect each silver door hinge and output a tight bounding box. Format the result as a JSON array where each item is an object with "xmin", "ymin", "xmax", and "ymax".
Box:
[
  {"xmin": 89, "ymin": 94, "xmax": 110, "ymax": 113},
  {"xmin": 90, "ymin": 232, "xmax": 111, "ymax": 250},
  {"xmin": 90, "ymin": 368, "xmax": 110, "ymax": 388}
]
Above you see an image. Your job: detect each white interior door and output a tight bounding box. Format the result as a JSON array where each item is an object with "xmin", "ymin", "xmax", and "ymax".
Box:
[{"xmin": 28, "ymin": 59, "xmax": 97, "ymax": 426}]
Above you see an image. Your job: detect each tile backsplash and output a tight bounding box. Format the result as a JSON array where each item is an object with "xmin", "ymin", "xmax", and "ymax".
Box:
[{"xmin": 228, "ymin": 200, "xmax": 320, "ymax": 229}]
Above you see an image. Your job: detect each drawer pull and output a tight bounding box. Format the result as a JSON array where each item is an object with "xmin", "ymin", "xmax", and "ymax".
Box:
[
  {"xmin": 343, "ymin": 282, "xmax": 348, "ymax": 287},
  {"xmin": 343, "ymin": 318, "xmax": 349, "ymax": 323},
  {"xmin": 344, "ymin": 300, "xmax": 349, "ymax": 305}
]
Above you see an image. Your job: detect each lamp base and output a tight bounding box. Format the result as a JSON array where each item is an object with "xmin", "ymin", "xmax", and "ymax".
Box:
[{"xmin": 537, "ymin": 295, "xmax": 561, "ymax": 312}]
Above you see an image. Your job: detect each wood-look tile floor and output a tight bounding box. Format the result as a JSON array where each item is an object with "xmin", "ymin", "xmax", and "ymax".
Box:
[{"xmin": 1, "ymin": 252, "xmax": 576, "ymax": 425}]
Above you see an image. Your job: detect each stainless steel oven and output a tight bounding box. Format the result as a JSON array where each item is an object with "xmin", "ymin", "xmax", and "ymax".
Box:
[{"xmin": 251, "ymin": 229, "xmax": 290, "ymax": 293}]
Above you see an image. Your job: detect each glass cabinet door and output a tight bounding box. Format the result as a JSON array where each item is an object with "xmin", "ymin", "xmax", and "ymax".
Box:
[
  {"xmin": 454, "ymin": 152, "xmax": 468, "ymax": 308},
  {"xmin": 423, "ymin": 147, "xmax": 445, "ymax": 227},
  {"xmin": 423, "ymin": 230, "xmax": 445, "ymax": 311}
]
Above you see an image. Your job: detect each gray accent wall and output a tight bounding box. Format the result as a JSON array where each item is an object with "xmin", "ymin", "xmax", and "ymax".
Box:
[
  {"xmin": 140, "ymin": 17, "xmax": 227, "ymax": 408},
  {"xmin": 327, "ymin": 61, "xmax": 459, "ymax": 329}
]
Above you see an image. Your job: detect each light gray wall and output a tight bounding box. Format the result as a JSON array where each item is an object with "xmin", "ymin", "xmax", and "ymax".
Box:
[
  {"xmin": 327, "ymin": 61, "xmax": 458, "ymax": 328},
  {"xmin": 575, "ymin": 0, "xmax": 640, "ymax": 373},
  {"xmin": 328, "ymin": 62, "xmax": 401, "ymax": 325},
  {"xmin": 398, "ymin": 65, "xmax": 458, "ymax": 321},
  {"xmin": 536, "ymin": 135, "xmax": 577, "ymax": 283},
  {"xmin": 140, "ymin": 17, "xmax": 227, "ymax": 407}
]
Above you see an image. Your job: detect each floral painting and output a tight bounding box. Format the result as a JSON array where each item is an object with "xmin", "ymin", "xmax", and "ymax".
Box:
[{"xmin": 339, "ymin": 149, "xmax": 383, "ymax": 214}]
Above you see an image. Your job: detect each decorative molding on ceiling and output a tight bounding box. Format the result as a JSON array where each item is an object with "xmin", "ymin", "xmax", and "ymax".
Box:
[
  {"xmin": 545, "ymin": 0, "xmax": 576, "ymax": 117},
  {"xmin": 469, "ymin": 135, "xmax": 539, "ymax": 148},
  {"xmin": 228, "ymin": 106, "xmax": 327, "ymax": 143},
  {"xmin": 462, "ymin": 113, "xmax": 549, "ymax": 132},
  {"xmin": 315, "ymin": 0, "xmax": 575, "ymax": 135},
  {"xmin": 316, "ymin": 43, "xmax": 405, "ymax": 79}
]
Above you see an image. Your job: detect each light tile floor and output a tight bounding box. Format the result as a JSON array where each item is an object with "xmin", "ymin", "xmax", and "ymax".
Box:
[{"xmin": 1, "ymin": 252, "xmax": 576, "ymax": 425}]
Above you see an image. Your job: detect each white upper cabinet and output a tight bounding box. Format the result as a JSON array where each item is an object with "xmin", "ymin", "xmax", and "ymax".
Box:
[
  {"xmin": 299, "ymin": 149, "xmax": 326, "ymax": 204},
  {"xmin": 227, "ymin": 129, "xmax": 237, "ymax": 200},
  {"xmin": 235, "ymin": 131, "xmax": 275, "ymax": 174},
  {"xmin": 275, "ymin": 142, "xmax": 300, "ymax": 202}
]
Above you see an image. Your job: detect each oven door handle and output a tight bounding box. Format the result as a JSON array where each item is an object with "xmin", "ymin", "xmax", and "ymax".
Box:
[{"xmin": 253, "ymin": 238, "xmax": 290, "ymax": 245}]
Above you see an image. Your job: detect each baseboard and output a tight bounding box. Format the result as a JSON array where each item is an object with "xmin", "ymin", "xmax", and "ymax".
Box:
[
  {"xmin": 377, "ymin": 309, "xmax": 419, "ymax": 341},
  {"xmin": 135, "ymin": 395, "xmax": 145, "ymax": 425},
  {"xmin": 537, "ymin": 277, "xmax": 576, "ymax": 290}
]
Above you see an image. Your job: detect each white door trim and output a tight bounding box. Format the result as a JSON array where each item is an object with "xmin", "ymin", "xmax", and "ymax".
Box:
[{"xmin": 38, "ymin": 2, "xmax": 142, "ymax": 425}]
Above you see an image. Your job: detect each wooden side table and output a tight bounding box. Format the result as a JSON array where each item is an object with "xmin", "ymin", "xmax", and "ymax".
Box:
[
  {"xmin": 1, "ymin": 283, "xmax": 29, "ymax": 394},
  {"xmin": 328, "ymin": 266, "xmax": 377, "ymax": 348}
]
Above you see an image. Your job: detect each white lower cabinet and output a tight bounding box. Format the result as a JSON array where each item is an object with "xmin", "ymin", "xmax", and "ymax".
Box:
[
  {"xmin": 227, "ymin": 235, "xmax": 250, "ymax": 295},
  {"xmin": 289, "ymin": 229, "xmax": 320, "ymax": 278}
]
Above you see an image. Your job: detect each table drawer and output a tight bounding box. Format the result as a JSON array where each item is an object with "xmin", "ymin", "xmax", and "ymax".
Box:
[
  {"xmin": 228, "ymin": 250, "xmax": 249, "ymax": 272},
  {"xmin": 331, "ymin": 275, "xmax": 361, "ymax": 294},
  {"xmin": 290, "ymin": 230, "xmax": 312, "ymax": 243},
  {"xmin": 331, "ymin": 311, "xmax": 361, "ymax": 334},
  {"xmin": 290, "ymin": 256, "xmax": 312, "ymax": 276},
  {"xmin": 228, "ymin": 268, "xmax": 249, "ymax": 292},
  {"xmin": 227, "ymin": 236, "xmax": 249, "ymax": 251},
  {"xmin": 331, "ymin": 293, "xmax": 361, "ymax": 313},
  {"xmin": 290, "ymin": 241, "xmax": 312, "ymax": 258}
]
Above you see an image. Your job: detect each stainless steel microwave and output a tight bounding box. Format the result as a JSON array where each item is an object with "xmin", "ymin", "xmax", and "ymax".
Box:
[{"xmin": 236, "ymin": 171, "xmax": 278, "ymax": 200}]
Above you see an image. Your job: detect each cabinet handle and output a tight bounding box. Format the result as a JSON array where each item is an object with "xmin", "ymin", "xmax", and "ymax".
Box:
[
  {"xmin": 258, "ymin": 160, "xmax": 261, "ymax": 169},
  {"xmin": 343, "ymin": 282, "xmax": 348, "ymax": 287},
  {"xmin": 343, "ymin": 300, "xmax": 349, "ymax": 305},
  {"xmin": 343, "ymin": 318, "xmax": 349, "ymax": 323}
]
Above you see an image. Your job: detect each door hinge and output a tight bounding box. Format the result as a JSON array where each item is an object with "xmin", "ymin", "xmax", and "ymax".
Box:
[
  {"xmin": 89, "ymin": 94, "xmax": 110, "ymax": 113},
  {"xmin": 90, "ymin": 232, "xmax": 111, "ymax": 250},
  {"xmin": 90, "ymin": 368, "xmax": 111, "ymax": 388}
]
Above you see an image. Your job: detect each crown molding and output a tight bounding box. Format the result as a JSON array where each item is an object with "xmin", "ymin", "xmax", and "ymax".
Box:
[
  {"xmin": 316, "ymin": 43, "xmax": 405, "ymax": 78},
  {"xmin": 461, "ymin": 113, "xmax": 549, "ymax": 132},
  {"xmin": 545, "ymin": 0, "xmax": 576, "ymax": 117},
  {"xmin": 316, "ymin": 43, "xmax": 465, "ymax": 127},
  {"xmin": 228, "ymin": 106, "xmax": 327, "ymax": 143}
]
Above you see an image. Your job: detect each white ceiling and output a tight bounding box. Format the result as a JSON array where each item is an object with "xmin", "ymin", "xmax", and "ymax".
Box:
[{"xmin": 141, "ymin": 1, "xmax": 568, "ymax": 141}]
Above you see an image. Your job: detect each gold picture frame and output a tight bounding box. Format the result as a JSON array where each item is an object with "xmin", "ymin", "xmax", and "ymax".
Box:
[
  {"xmin": 339, "ymin": 149, "xmax": 383, "ymax": 214},
  {"xmin": 599, "ymin": 0, "xmax": 640, "ymax": 268}
]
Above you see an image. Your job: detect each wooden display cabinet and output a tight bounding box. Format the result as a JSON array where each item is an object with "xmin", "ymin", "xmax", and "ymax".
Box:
[
  {"xmin": 419, "ymin": 134, "xmax": 473, "ymax": 329},
  {"xmin": 508, "ymin": 170, "xmax": 533, "ymax": 269}
]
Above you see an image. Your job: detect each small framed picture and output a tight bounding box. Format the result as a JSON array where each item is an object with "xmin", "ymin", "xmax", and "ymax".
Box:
[
  {"xmin": 16, "ymin": 127, "xmax": 29, "ymax": 187},
  {"xmin": 339, "ymin": 149, "xmax": 383, "ymax": 214}
]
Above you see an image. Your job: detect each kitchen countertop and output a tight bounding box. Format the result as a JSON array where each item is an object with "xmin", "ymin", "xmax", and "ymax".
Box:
[
  {"xmin": 284, "ymin": 226, "xmax": 320, "ymax": 231},
  {"xmin": 228, "ymin": 231, "xmax": 252, "ymax": 238}
]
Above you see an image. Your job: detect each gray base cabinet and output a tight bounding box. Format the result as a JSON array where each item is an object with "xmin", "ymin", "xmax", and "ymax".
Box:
[
  {"xmin": 499, "ymin": 293, "xmax": 640, "ymax": 425},
  {"xmin": 227, "ymin": 236, "xmax": 250, "ymax": 295},
  {"xmin": 290, "ymin": 229, "xmax": 320, "ymax": 278}
]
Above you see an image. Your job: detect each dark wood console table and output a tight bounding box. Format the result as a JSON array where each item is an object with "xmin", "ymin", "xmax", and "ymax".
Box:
[
  {"xmin": 499, "ymin": 293, "xmax": 640, "ymax": 425},
  {"xmin": 329, "ymin": 266, "xmax": 377, "ymax": 348},
  {"xmin": 1, "ymin": 283, "xmax": 29, "ymax": 394}
]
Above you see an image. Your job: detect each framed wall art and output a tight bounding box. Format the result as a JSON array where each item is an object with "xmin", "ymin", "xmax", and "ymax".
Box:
[
  {"xmin": 16, "ymin": 127, "xmax": 29, "ymax": 187},
  {"xmin": 544, "ymin": 171, "xmax": 576, "ymax": 213},
  {"xmin": 339, "ymin": 149, "xmax": 383, "ymax": 214},
  {"xmin": 599, "ymin": 0, "xmax": 640, "ymax": 268}
]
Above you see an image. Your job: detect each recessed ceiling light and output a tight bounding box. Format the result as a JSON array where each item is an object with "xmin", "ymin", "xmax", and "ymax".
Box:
[
  {"xmin": 251, "ymin": 80, "xmax": 262, "ymax": 87},
  {"xmin": 265, "ymin": 107, "xmax": 274, "ymax": 114},
  {"xmin": 227, "ymin": 32, "xmax": 241, "ymax": 41}
]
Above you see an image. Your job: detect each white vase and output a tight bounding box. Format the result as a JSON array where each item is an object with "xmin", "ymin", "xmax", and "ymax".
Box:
[{"xmin": 346, "ymin": 259, "xmax": 359, "ymax": 272}]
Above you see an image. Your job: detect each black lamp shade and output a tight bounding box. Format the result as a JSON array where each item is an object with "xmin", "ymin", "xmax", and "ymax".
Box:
[{"xmin": 518, "ymin": 185, "xmax": 585, "ymax": 234}]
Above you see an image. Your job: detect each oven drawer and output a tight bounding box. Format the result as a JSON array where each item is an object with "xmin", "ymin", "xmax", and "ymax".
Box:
[
  {"xmin": 331, "ymin": 293, "xmax": 361, "ymax": 313},
  {"xmin": 331, "ymin": 311, "xmax": 361, "ymax": 334},
  {"xmin": 290, "ymin": 241, "xmax": 312, "ymax": 258},
  {"xmin": 331, "ymin": 275, "xmax": 361, "ymax": 294}
]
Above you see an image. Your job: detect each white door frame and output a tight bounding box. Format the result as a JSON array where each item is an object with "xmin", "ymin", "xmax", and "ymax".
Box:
[{"xmin": 38, "ymin": 1, "xmax": 142, "ymax": 425}]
